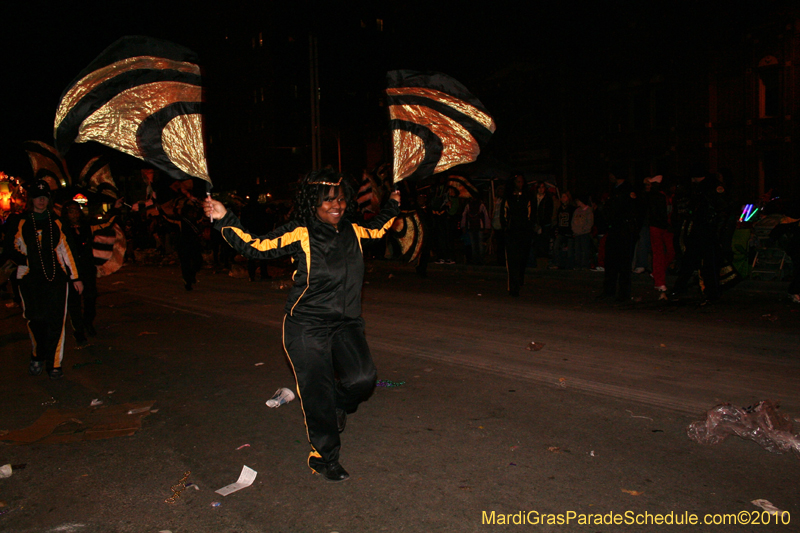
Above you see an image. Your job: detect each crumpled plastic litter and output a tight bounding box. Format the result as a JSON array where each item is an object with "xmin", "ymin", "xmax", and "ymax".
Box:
[
  {"xmin": 527, "ymin": 342, "xmax": 545, "ymax": 351},
  {"xmin": 687, "ymin": 400, "xmax": 800, "ymax": 457},
  {"xmin": 751, "ymin": 499, "xmax": 783, "ymax": 515},
  {"xmin": 266, "ymin": 388, "xmax": 295, "ymax": 408}
]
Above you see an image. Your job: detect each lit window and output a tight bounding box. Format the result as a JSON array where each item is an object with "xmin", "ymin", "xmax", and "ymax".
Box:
[{"xmin": 377, "ymin": 19, "xmax": 383, "ymax": 31}]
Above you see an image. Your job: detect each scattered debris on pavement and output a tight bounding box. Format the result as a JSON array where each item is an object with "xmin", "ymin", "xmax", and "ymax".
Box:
[
  {"xmin": 626, "ymin": 409, "xmax": 654, "ymax": 421},
  {"xmin": 165, "ymin": 471, "xmax": 192, "ymax": 504},
  {"xmin": 751, "ymin": 499, "xmax": 783, "ymax": 516},
  {"xmin": 215, "ymin": 465, "xmax": 257, "ymax": 496},
  {"xmin": 1, "ymin": 401, "xmax": 156, "ymax": 445},
  {"xmin": 266, "ymin": 387, "xmax": 295, "ymax": 408},
  {"xmin": 687, "ymin": 400, "xmax": 800, "ymax": 457},
  {"xmin": 526, "ymin": 341, "xmax": 545, "ymax": 351}
]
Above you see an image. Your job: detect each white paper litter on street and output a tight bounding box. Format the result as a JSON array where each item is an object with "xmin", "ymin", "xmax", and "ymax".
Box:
[{"xmin": 215, "ymin": 465, "xmax": 257, "ymax": 496}]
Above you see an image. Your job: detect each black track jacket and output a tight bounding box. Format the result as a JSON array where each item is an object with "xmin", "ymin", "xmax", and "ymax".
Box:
[{"xmin": 215, "ymin": 200, "xmax": 399, "ymax": 320}]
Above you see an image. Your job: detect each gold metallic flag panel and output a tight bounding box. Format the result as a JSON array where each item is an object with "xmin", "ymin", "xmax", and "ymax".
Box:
[
  {"xmin": 386, "ymin": 70, "xmax": 496, "ymax": 183},
  {"xmin": 55, "ymin": 56, "xmax": 200, "ymax": 131}
]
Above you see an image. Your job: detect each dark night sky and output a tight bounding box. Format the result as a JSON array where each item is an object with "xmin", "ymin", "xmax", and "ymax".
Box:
[{"xmin": 1, "ymin": 0, "xmax": 767, "ymax": 182}]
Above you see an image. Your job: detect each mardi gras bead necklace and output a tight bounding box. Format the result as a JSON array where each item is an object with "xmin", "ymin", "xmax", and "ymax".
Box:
[{"xmin": 30, "ymin": 209, "xmax": 56, "ymax": 282}]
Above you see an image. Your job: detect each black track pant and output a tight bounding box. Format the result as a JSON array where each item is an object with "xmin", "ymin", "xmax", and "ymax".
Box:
[
  {"xmin": 178, "ymin": 245, "xmax": 202, "ymax": 285},
  {"xmin": 505, "ymin": 230, "xmax": 531, "ymax": 295},
  {"xmin": 672, "ymin": 227, "xmax": 720, "ymax": 300},
  {"xmin": 603, "ymin": 230, "xmax": 635, "ymax": 299},
  {"xmin": 68, "ymin": 276, "xmax": 97, "ymax": 337},
  {"xmin": 20, "ymin": 279, "xmax": 69, "ymax": 370},
  {"xmin": 283, "ymin": 314, "xmax": 377, "ymax": 470}
]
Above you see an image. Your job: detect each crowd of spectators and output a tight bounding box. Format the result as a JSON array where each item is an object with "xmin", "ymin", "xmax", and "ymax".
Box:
[{"xmin": 3, "ymin": 169, "xmax": 798, "ymax": 309}]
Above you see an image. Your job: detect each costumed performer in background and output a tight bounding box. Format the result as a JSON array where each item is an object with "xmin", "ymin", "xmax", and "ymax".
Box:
[
  {"xmin": 62, "ymin": 196, "xmax": 125, "ymax": 344},
  {"xmin": 204, "ymin": 168, "xmax": 400, "ymax": 482},
  {"xmin": 5, "ymin": 180, "xmax": 83, "ymax": 379}
]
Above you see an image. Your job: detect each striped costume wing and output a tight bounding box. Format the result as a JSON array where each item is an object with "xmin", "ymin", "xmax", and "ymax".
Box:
[
  {"xmin": 357, "ymin": 171, "xmax": 375, "ymax": 213},
  {"xmin": 24, "ymin": 140, "xmax": 72, "ymax": 188},
  {"xmin": 93, "ymin": 222, "xmax": 127, "ymax": 277},
  {"xmin": 54, "ymin": 36, "xmax": 210, "ymax": 185},
  {"xmin": 357, "ymin": 166, "xmax": 388, "ymax": 215},
  {"xmin": 447, "ymin": 175, "xmax": 478, "ymax": 199},
  {"xmin": 389, "ymin": 210, "xmax": 425, "ymax": 263},
  {"xmin": 79, "ymin": 157, "xmax": 119, "ymax": 199},
  {"xmin": 386, "ymin": 70, "xmax": 496, "ymax": 184}
]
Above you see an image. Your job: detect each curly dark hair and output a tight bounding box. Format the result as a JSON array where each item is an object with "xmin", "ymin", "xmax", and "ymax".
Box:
[{"xmin": 293, "ymin": 168, "xmax": 357, "ymax": 221}]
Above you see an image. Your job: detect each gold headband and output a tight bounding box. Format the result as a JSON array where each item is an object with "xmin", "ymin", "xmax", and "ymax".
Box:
[{"xmin": 308, "ymin": 176, "xmax": 343, "ymax": 186}]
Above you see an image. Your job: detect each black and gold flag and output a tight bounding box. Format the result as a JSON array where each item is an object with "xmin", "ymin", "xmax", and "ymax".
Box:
[
  {"xmin": 386, "ymin": 70, "xmax": 496, "ymax": 184},
  {"xmin": 54, "ymin": 36, "xmax": 210, "ymax": 185},
  {"xmin": 446, "ymin": 175, "xmax": 479, "ymax": 199},
  {"xmin": 389, "ymin": 210, "xmax": 425, "ymax": 263},
  {"xmin": 79, "ymin": 156, "xmax": 119, "ymax": 199},
  {"xmin": 23, "ymin": 140, "xmax": 72, "ymax": 189}
]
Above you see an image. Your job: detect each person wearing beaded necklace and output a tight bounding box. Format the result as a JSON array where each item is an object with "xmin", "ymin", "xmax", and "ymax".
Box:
[{"xmin": 5, "ymin": 180, "xmax": 83, "ymax": 379}]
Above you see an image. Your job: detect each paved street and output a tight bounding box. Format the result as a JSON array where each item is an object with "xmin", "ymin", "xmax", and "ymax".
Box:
[{"xmin": 1, "ymin": 261, "xmax": 799, "ymax": 532}]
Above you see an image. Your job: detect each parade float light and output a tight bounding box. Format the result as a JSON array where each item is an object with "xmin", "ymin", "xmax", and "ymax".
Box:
[
  {"xmin": 0, "ymin": 183, "xmax": 11, "ymax": 211},
  {"xmin": 0, "ymin": 171, "xmax": 21, "ymax": 212}
]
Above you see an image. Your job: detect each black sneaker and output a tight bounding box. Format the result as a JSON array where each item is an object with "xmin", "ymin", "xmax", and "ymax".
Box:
[
  {"xmin": 75, "ymin": 333, "xmax": 88, "ymax": 347},
  {"xmin": 29, "ymin": 360, "xmax": 43, "ymax": 376},
  {"xmin": 311, "ymin": 460, "xmax": 350, "ymax": 482},
  {"xmin": 48, "ymin": 367, "xmax": 64, "ymax": 380}
]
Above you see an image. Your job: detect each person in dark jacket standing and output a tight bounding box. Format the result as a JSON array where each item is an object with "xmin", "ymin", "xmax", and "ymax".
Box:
[
  {"xmin": 600, "ymin": 173, "xmax": 639, "ymax": 301},
  {"xmin": 532, "ymin": 181, "xmax": 555, "ymax": 268},
  {"xmin": 61, "ymin": 197, "xmax": 123, "ymax": 343},
  {"xmin": 669, "ymin": 173, "xmax": 728, "ymax": 305},
  {"xmin": 161, "ymin": 203, "xmax": 204, "ymax": 291},
  {"xmin": 6, "ymin": 180, "xmax": 82, "ymax": 379},
  {"xmin": 501, "ymin": 174, "xmax": 533, "ymax": 297},
  {"xmin": 204, "ymin": 169, "xmax": 400, "ymax": 482}
]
